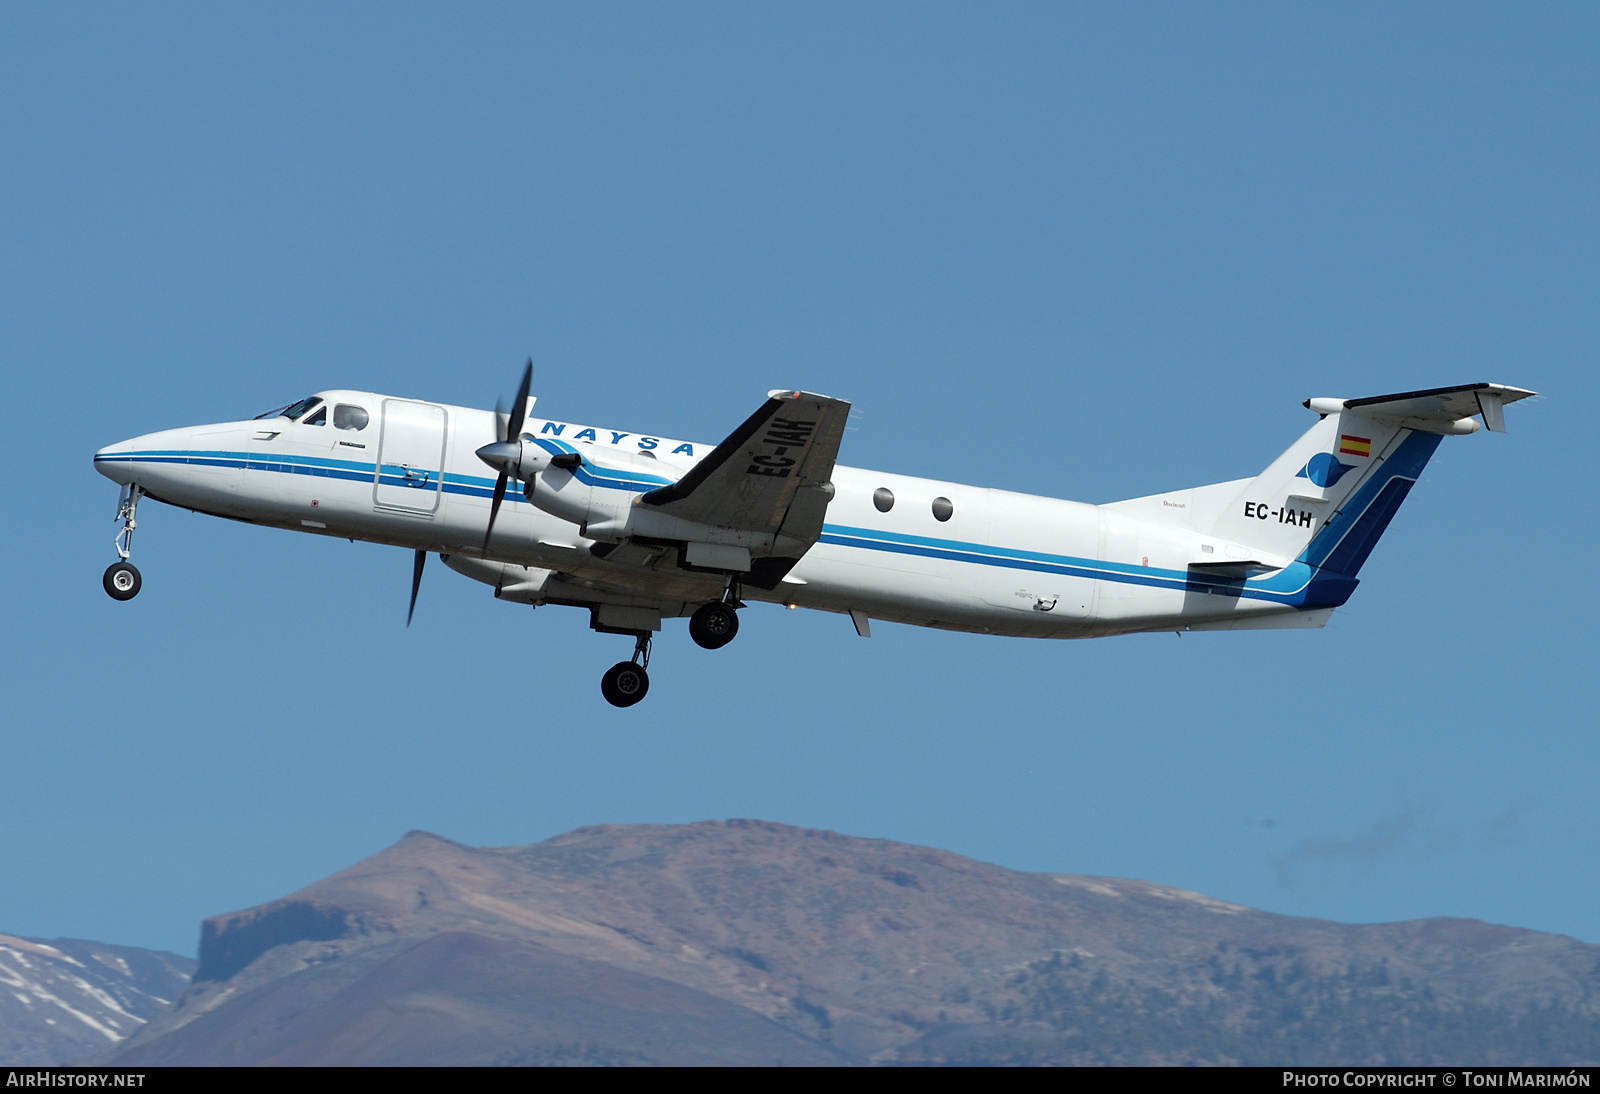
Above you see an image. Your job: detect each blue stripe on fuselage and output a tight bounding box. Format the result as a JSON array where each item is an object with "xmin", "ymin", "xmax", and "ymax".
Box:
[
  {"xmin": 817, "ymin": 525, "xmax": 1319, "ymax": 606},
  {"xmin": 97, "ymin": 435, "xmax": 1443, "ymax": 610},
  {"xmin": 93, "ymin": 446, "xmax": 673, "ymax": 498}
]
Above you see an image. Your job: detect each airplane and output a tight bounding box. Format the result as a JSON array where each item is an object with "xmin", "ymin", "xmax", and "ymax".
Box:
[{"xmin": 93, "ymin": 368, "xmax": 1533, "ymax": 706}]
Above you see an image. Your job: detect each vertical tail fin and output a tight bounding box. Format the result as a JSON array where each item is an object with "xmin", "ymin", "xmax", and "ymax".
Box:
[
  {"xmin": 1206, "ymin": 383, "xmax": 1532, "ymax": 605},
  {"xmin": 1297, "ymin": 429, "xmax": 1442, "ymax": 577},
  {"xmin": 1206, "ymin": 409, "xmax": 1424, "ymax": 568}
]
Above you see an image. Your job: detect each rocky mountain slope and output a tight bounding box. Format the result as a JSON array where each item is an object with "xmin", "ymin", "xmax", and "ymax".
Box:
[
  {"xmin": 111, "ymin": 821, "xmax": 1600, "ymax": 1065},
  {"xmin": 0, "ymin": 932, "xmax": 195, "ymax": 1064}
]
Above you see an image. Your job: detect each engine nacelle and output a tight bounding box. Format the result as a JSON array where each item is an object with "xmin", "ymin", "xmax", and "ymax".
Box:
[
  {"xmin": 529, "ymin": 461, "xmax": 630, "ymax": 535},
  {"xmin": 440, "ymin": 553, "xmax": 555, "ymax": 604},
  {"xmin": 486, "ymin": 442, "xmax": 817, "ymax": 571}
]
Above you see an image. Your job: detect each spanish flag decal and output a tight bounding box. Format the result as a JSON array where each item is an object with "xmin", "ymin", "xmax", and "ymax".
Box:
[{"xmin": 1339, "ymin": 434, "xmax": 1372, "ymax": 458}]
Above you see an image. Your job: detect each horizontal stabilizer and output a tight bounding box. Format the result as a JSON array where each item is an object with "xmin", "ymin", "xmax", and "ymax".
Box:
[
  {"xmin": 1312, "ymin": 383, "xmax": 1535, "ymax": 433},
  {"xmin": 1196, "ymin": 381, "xmax": 1531, "ymax": 579}
]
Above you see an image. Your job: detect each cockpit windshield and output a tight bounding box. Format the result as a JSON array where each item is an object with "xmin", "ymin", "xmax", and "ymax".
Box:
[{"xmin": 254, "ymin": 396, "xmax": 322, "ymax": 421}]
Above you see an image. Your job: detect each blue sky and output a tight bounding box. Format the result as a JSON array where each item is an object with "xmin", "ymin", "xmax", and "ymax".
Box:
[{"xmin": 2, "ymin": 3, "xmax": 1595, "ymax": 957}]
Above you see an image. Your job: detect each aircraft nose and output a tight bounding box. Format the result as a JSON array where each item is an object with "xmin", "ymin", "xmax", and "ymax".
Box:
[
  {"xmin": 93, "ymin": 438, "xmax": 140, "ymax": 485},
  {"xmin": 94, "ymin": 425, "xmax": 195, "ymax": 485}
]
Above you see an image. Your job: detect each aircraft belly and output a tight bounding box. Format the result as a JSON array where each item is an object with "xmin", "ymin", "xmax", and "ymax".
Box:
[
  {"xmin": 801, "ymin": 556, "xmax": 951, "ymax": 609},
  {"xmin": 1089, "ymin": 581, "xmax": 1302, "ymax": 635},
  {"xmin": 974, "ymin": 572, "xmax": 1093, "ymax": 621},
  {"xmin": 793, "ymin": 546, "xmax": 1090, "ymax": 638}
]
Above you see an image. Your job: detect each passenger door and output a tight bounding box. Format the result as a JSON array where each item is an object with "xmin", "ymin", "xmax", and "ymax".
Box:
[{"xmin": 374, "ymin": 399, "xmax": 447, "ymax": 515}]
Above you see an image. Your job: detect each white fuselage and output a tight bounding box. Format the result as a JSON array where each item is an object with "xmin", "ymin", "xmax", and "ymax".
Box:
[{"xmin": 94, "ymin": 389, "xmax": 1312, "ymax": 638}]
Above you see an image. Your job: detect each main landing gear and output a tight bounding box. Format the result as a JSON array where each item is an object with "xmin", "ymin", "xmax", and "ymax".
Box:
[
  {"xmin": 103, "ymin": 484, "xmax": 144, "ymax": 602},
  {"xmin": 688, "ymin": 577, "xmax": 743, "ymax": 651},
  {"xmin": 688, "ymin": 601, "xmax": 739, "ymax": 649},
  {"xmin": 601, "ymin": 634, "xmax": 652, "ymax": 708},
  {"xmin": 599, "ymin": 582, "xmax": 743, "ymax": 707}
]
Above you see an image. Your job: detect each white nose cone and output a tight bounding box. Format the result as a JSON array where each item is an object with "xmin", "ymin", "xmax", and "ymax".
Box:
[
  {"xmin": 93, "ymin": 438, "xmax": 140, "ymax": 485},
  {"xmin": 92, "ymin": 426, "xmax": 198, "ymax": 488}
]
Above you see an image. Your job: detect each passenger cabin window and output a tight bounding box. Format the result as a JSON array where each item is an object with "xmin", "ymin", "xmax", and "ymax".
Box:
[
  {"xmin": 932, "ymin": 496, "xmax": 953, "ymax": 522},
  {"xmin": 873, "ymin": 487, "xmax": 895, "ymax": 513},
  {"xmin": 333, "ymin": 404, "xmax": 369, "ymax": 430},
  {"xmin": 303, "ymin": 406, "xmax": 327, "ymax": 426}
]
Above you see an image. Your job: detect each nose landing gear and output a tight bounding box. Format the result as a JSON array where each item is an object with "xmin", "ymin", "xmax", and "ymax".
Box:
[
  {"xmin": 104, "ymin": 484, "xmax": 144, "ymax": 601},
  {"xmin": 601, "ymin": 633, "xmax": 652, "ymax": 708},
  {"xmin": 104, "ymin": 561, "xmax": 141, "ymax": 600}
]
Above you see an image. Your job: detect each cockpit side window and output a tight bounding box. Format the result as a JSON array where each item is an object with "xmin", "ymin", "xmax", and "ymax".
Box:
[
  {"xmin": 333, "ymin": 404, "xmax": 369, "ymax": 431},
  {"xmin": 303, "ymin": 406, "xmax": 327, "ymax": 426},
  {"xmin": 255, "ymin": 396, "xmax": 322, "ymax": 421}
]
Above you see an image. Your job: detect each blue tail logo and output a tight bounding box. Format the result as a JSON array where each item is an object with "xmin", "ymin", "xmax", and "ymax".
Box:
[{"xmin": 1296, "ymin": 452, "xmax": 1357, "ymax": 488}]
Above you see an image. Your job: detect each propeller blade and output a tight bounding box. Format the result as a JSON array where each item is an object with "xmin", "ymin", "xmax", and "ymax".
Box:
[
  {"xmin": 484, "ymin": 471, "xmax": 509, "ymax": 552},
  {"xmin": 506, "ymin": 358, "xmax": 533, "ymax": 440},
  {"xmin": 407, "ymin": 548, "xmax": 426, "ymax": 627},
  {"xmin": 494, "ymin": 396, "xmax": 509, "ymax": 444},
  {"xmin": 483, "ymin": 358, "xmax": 533, "ymax": 554}
]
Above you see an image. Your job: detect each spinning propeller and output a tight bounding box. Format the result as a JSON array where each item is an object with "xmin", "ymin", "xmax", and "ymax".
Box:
[{"xmin": 477, "ymin": 359, "xmax": 534, "ymax": 553}]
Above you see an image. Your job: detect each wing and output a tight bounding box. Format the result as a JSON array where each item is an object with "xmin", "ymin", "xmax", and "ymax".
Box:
[{"xmin": 641, "ymin": 389, "xmax": 850, "ymax": 545}]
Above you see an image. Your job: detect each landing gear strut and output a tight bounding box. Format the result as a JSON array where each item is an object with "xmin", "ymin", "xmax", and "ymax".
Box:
[
  {"xmin": 601, "ymin": 633, "xmax": 652, "ymax": 708},
  {"xmin": 104, "ymin": 484, "xmax": 144, "ymax": 601}
]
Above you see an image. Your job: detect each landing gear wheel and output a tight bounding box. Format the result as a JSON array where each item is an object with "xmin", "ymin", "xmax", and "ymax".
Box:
[
  {"xmin": 601, "ymin": 661, "xmax": 650, "ymax": 707},
  {"xmin": 103, "ymin": 561, "xmax": 142, "ymax": 601},
  {"xmin": 689, "ymin": 602, "xmax": 739, "ymax": 649}
]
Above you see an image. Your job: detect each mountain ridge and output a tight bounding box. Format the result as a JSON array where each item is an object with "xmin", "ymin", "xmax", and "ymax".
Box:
[
  {"xmin": 110, "ymin": 820, "xmax": 1600, "ymax": 1065},
  {"xmin": 0, "ymin": 931, "xmax": 195, "ymax": 1064}
]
